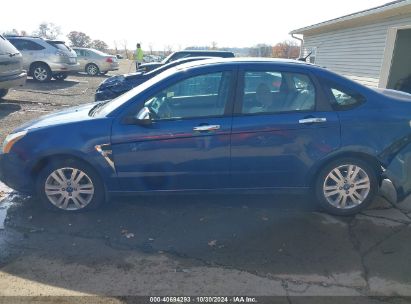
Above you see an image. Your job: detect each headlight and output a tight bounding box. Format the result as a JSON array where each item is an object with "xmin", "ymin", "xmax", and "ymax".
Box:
[{"xmin": 2, "ymin": 130, "xmax": 27, "ymax": 153}]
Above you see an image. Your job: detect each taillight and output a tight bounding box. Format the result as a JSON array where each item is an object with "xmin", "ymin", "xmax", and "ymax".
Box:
[{"xmin": 106, "ymin": 57, "xmax": 113, "ymax": 63}]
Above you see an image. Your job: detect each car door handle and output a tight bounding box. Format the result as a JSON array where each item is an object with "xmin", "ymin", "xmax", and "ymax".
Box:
[
  {"xmin": 299, "ymin": 117, "xmax": 327, "ymax": 124},
  {"xmin": 193, "ymin": 125, "xmax": 221, "ymax": 132}
]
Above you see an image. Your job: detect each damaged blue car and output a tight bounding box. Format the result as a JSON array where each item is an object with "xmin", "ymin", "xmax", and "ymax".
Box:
[{"xmin": 1, "ymin": 58, "xmax": 411, "ymax": 215}]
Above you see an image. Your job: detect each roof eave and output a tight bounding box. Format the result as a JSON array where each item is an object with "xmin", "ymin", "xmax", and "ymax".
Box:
[{"xmin": 290, "ymin": 0, "xmax": 411, "ymax": 36}]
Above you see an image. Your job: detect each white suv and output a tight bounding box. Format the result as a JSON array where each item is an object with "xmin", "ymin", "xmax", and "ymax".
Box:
[
  {"xmin": 6, "ymin": 36, "xmax": 80, "ymax": 82},
  {"xmin": 0, "ymin": 35, "xmax": 26, "ymax": 99}
]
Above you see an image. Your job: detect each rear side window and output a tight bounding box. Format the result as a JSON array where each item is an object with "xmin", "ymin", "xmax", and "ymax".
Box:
[
  {"xmin": 323, "ymin": 79, "xmax": 365, "ymax": 110},
  {"xmin": 242, "ymin": 70, "xmax": 316, "ymax": 114},
  {"xmin": 46, "ymin": 41, "xmax": 72, "ymax": 52},
  {"xmin": 9, "ymin": 39, "xmax": 45, "ymax": 51}
]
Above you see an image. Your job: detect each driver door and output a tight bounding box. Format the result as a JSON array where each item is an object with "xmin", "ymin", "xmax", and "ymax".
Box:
[{"xmin": 111, "ymin": 68, "xmax": 236, "ymax": 191}]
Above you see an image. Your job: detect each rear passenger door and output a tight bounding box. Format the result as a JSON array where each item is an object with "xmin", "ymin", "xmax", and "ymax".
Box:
[
  {"xmin": 8, "ymin": 39, "xmax": 45, "ymax": 70},
  {"xmin": 230, "ymin": 65, "xmax": 341, "ymax": 189},
  {"xmin": 74, "ymin": 49, "xmax": 87, "ymax": 70}
]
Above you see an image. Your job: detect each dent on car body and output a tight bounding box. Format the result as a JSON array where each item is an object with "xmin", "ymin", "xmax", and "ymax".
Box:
[{"xmin": 381, "ymin": 134, "xmax": 411, "ymax": 203}]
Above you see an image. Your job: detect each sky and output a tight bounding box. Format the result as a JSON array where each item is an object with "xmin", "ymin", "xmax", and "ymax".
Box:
[{"xmin": 0, "ymin": 0, "xmax": 390, "ymax": 51}]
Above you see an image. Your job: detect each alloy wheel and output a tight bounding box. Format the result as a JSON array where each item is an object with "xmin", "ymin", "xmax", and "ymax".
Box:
[
  {"xmin": 322, "ymin": 164, "xmax": 370, "ymax": 209},
  {"xmin": 44, "ymin": 167, "xmax": 95, "ymax": 211},
  {"xmin": 33, "ymin": 67, "xmax": 48, "ymax": 81},
  {"xmin": 87, "ymin": 65, "xmax": 98, "ymax": 75}
]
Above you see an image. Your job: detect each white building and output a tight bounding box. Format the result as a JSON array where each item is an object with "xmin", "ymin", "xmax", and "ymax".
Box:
[{"xmin": 290, "ymin": 0, "xmax": 411, "ymax": 90}]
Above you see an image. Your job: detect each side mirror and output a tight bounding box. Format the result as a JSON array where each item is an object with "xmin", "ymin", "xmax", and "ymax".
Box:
[{"xmin": 123, "ymin": 107, "xmax": 152, "ymax": 125}]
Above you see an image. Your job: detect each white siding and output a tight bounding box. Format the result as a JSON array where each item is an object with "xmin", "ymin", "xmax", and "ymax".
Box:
[{"xmin": 302, "ymin": 13, "xmax": 411, "ymax": 87}]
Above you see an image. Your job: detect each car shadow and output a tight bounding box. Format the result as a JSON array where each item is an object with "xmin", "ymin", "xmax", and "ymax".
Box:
[
  {"xmin": 20, "ymin": 79, "xmax": 80, "ymax": 91},
  {"xmin": 0, "ymin": 102, "xmax": 21, "ymax": 120},
  {"xmin": 74, "ymin": 72, "xmax": 111, "ymax": 79},
  {"xmin": 3, "ymin": 192, "xmax": 408, "ymax": 296}
]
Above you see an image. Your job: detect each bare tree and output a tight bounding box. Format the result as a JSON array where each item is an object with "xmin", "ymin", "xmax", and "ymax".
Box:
[
  {"xmin": 121, "ymin": 40, "xmax": 129, "ymax": 59},
  {"xmin": 33, "ymin": 22, "xmax": 61, "ymax": 39},
  {"xmin": 272, "ymin": 40, "xmax": 300, "ymax": 59},
  {"xmin": 3, "ymin": 29, "xmax": 20, "ymax": 36},
  {"xmin": 249, "ymin": 44, "xmax": 272, "ymax": 57},
  {"xmin": 211, "ymin": 41, "xmax": 218, "ymax": 50},
  {"xmin": 148, "ymin": 43, "xmax": 153, "ymax": 55},
  {"xmin": 113, "ymin": 40, "xmax": 118, "ymax": 54},
  {"xmin": 164, "ymin": 45, "xmax": 173, "ymax": 56}
]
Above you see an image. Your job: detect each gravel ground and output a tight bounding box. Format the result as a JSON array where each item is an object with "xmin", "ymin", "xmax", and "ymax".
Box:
[{"xmin": 1, "ymin": 60, "xmax": 411, "ymax": 303}]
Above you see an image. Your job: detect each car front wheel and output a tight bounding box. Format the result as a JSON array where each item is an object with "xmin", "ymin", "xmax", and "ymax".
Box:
[
  {"xmin": 32, "ymin": 63, "xmax": 52, "ymax": 82},
  {"xmin": 315, "ymin": 158, "xmax": 378, "ymax": 215},
  {"xmin": 36, "ymin": 159, "xmax": 105, "ymax": 212}
]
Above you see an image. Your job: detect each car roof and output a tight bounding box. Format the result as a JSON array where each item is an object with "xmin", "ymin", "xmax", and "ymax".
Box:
[
  {"xmin": 177, "ymin": 50, "xmax": 234, "ymax": 54},
  {"xmin": 174, "ymin": 57, "xmax": 318, "ymax": 70}
]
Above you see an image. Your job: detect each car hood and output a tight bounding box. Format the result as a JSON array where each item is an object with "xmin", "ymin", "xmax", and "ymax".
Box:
[{"xmin": 13, "ymin": 103, "xmax": 96, "ymax": 133}]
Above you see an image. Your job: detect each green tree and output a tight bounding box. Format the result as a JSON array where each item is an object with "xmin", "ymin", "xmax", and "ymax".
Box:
[
  {"xmin": 90, "ymin": 40, "xmax": 108, "ymax": 52},
  {"xmin": 67, "ymin": 31, "xmax": 91, "ymax": 47}
]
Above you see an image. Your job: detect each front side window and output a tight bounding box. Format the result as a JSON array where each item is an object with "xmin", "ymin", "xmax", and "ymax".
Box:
[
  {"xmin": 242, "ymin": 71, "xmax": 316, "ymax": 114},
  {"xmin": 143, "ymin": 71, "xmax": 232, "ymax": 120}
]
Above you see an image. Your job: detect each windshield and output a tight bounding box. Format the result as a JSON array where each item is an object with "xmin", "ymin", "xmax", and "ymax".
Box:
[
  {"xmin": 161, "ymin": 53, "xmax": 174, "ymax": 64},
  {"xmin": 0, "ymin": 35, "xmax": 19, "ymax": 55},
  {"xmin": 94, "ymin": 67, "xmax": 179, "ymax": 117}
]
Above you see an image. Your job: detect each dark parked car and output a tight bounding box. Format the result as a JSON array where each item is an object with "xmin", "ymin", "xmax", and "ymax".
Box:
[
  {"xmin": 95, "ymin": 56, "xmax": 213, "ymax": 101},
  {"xmin": 138, "ymin": 50, "xmax": 234, "ymax": 72},
  {"xmin": 1, "ymin": 58, "xmax": 411, "ymax": 215}
]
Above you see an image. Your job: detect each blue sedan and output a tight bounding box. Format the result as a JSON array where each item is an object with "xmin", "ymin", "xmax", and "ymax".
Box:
[{"xmin": 1, "ymin": 58, "xmax": 411, "ymax": 215}]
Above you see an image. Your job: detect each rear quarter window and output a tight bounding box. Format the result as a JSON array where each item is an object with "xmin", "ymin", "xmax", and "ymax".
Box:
[{"xmin": 322, "ymin": 78, "xmax": 365, "ymax": 110}]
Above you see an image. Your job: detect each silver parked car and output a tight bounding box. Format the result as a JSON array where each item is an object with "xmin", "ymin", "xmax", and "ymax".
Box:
[
  {"xmin": 0, "ymin": 35, "xmax": 26, "ymax": 99},
  {"xmin": 6, "ymin": 36, "xmax": 80, "ymax": 82},
  {"xmin": 73, "ymin": 47, "xmax": 119, "ymax": 76}
]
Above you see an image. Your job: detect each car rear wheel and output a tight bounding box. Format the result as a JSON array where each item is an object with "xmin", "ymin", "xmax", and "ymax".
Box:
[
  {"xmin": 53, "ymin": 73, "xmax": 68, "ymax": 81},
  {"xmin": 32, "ymin": 63, "xmax": 52, "ymax": 82},
  {"xmin": 86, "ymin": 63, "xmax": 99, "ymax": 76},
  {"xmin": 0, "ymin": 89, "xmax": 8, "ymax": 99},
  {"xmin": 314, "ymin": 158, "xmax": 378, "ymax": 215},
  {"xmin": 36, "ymin": 158, "xmax": 105, "ymax": 212}
]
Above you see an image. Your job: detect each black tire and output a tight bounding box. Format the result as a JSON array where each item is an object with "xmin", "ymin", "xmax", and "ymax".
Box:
[
  {"xmin": 53, "ymin": 73, "xmax": 68, "ymax": 81},
  {"xmin": 314, "ymin": 157, "xmax": 378, "ymax": 216},
  {"xmin": 0, "ymin": 89, "xmax": 8, "ymax": 99},
  {"xmin": 31, "ymin": 63, "xmax": 52, "ymax": 82},
  {"xmin": 86, "ymin": 63, "xmax": 100, "ymax": 76},
  {"xmin": 36, "ymin": 158, "xmax": 105, "ymax": 212}
]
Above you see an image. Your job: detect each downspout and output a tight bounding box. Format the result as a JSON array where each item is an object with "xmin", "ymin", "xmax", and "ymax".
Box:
[{"xmin": 291, "ymin": 33, "xmax": 304, "ymax": 57}]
